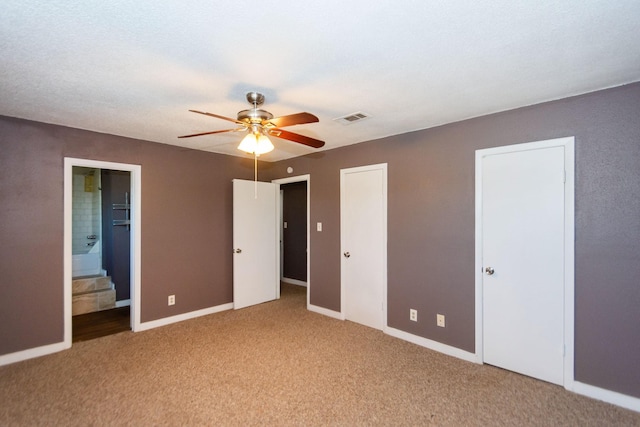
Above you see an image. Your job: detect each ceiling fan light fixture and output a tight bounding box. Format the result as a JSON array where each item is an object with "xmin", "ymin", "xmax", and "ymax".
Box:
[{"xmin": 238, "ymin": 132, "xmax": 274, "ymax": 155}]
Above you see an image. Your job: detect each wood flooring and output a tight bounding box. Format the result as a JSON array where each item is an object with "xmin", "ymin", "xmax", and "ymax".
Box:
[{"xmin": 72, "ymin": 306, "xmax": 130, "ymax": 342}]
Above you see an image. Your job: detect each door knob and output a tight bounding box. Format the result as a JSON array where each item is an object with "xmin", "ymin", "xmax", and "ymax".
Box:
[
  {"xmin": 234, "ymin": 248, "xmax": 242, "ymax": 254},
  {"xmin": 485, "ymin": 266, "xmax": 494, "ymax": 275},
  {"xmin": 343, "ymin": 252, "xmax": 351, "ymax": 258}
]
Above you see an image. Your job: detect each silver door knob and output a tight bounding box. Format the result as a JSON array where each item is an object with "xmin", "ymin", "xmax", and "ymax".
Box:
[
  {"xmin": 485, "ymin": 267, "xmax": 494, "ymax": 275},
  {"xmin": 234, "ymin": 248, "xmax": 242, "ymax": 254},
  {"xmin": 343, "ymin": 252, "xmax": 350, "ymax": 258}
]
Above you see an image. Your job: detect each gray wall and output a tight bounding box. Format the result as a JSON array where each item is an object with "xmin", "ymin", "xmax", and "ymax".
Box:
[
  {"xmin": 263, "ymin": 82, "xmax": 640, "ymax": 398},
  {"xmin": 0, "ymin": 117, "xmax": 254, "ymax": 354},
  {"xmin": 1, "ymin": 82, "xmax": 639, "ymax": 400}
]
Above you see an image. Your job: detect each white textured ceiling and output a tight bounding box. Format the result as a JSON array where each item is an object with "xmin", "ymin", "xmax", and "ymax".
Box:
[{"xmin": 1, "ymin": 1, "xmax": 639, "ymax": 161}]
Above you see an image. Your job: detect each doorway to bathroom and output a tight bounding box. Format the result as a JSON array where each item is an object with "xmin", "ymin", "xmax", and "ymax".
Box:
[
  {"xmin": 70, "ymin": 167, "xmax": 131, "ymax": 341},
  {"xmin": 63, "ymin": 158, "xmax": 141, "ymax": 347}
]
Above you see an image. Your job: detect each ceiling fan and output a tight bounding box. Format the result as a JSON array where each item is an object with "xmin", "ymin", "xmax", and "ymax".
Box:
[{"xmin": 179, "ymin": 92, "xmax": 325, "ymax": 155}]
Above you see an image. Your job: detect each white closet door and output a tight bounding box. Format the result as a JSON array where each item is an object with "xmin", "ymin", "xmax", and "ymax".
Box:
[
  {"xmin": 341, "ymin": 164, "xmax": 387, "ymax": 330},
  {"xmin": 482, "ymin": 146, "xmax": 565, "ymax": 385}
]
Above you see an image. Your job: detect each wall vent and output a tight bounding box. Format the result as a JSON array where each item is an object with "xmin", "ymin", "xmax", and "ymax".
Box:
[{"xmin": 333, "ymin": 111, "xmax": 371, "ymax": 125}]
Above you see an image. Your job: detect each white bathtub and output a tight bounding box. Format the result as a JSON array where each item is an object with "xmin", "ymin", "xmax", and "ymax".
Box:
[{"xmin": 72, "ymin": 241, "xmax": 101, "ymax": 278}]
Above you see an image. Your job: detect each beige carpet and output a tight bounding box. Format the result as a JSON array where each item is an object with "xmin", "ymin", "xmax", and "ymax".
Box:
[{"xmin": 1, "ymin": 283, "xmax": 639, "ymax": 426}]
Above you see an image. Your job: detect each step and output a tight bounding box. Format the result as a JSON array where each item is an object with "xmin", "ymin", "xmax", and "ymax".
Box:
[
  {"xmin": 72, "ymin": 288, "xmax": 116, "ymax": 316},
  {"xmin": 72, "ymin": 276, "xmax": 112, "ymax": 295}
]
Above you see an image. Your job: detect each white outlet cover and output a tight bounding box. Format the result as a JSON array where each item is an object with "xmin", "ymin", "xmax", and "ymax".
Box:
[{"xmin": 437, "ymin": 314, "xmax": 445, "ymax": 327}]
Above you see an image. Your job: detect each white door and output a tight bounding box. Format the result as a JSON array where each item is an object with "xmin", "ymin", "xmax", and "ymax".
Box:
[
  {"xmin": 481, "ymin": 145, "xmax": 566, "ymax": 385},
  {"xmin": 233, "ymin": 179, "xmax": 278, "ymax": 310},
  {"xmin": 341, "ymin": 164, "xmax": 387, "ymax": 330}
]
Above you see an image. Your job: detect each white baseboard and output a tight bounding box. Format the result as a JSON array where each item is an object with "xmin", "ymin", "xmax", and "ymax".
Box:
[
  {"xmin": 282, "ymin": 277, "xmax": 307, "ymax": 287},
  {"xmin": 0, "ymin": 341, "xmax": 70, "ymax": 367},
  {"xmin": 308, "ymin": 304, "xmax": 343, "ymax": 320},
  {"xmin": 1, "ymin": 302, "xmax": 234, "ymax": 366},
  {"xmin": 572, "ymin": 381, "xmax": 640, "ymax": 413},
  {"xmin": 115, "ymin": 299, "xmax": 131, "ymax": 308},
  {"xmin": 385, "ymin": 327, "xmax": 478, "ymax": 364},
  {"xmin": 137, "ymin": 302, "xmax": 234, "ymax": 332}
]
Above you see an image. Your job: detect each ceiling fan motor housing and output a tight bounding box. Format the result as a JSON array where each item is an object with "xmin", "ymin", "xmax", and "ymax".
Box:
[
  {"xmin": 237, "ymin": 108, "xmax": 274, "ymax": 124},
  {"xmin": 238, "ymin": 92, "xmax": 272, "ymax": 126}
]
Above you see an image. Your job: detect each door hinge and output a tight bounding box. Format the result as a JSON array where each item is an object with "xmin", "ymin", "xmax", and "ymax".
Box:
[{"xmin": 563, "ymin": 170, "xmax": 566, "ymax": 183}]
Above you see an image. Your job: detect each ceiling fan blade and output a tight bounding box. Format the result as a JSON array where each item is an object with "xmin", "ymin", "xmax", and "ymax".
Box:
[
  {"xmin": 268, "ymin": 128, "xmax": 325, "ymax": 148},
  {"xmin": 266, "ymin": 112, "xmax": 319, "ymax": 128},
  {"xmin": 178, "ymin": 128, "xmax": 245, "ymax": 138},
  {"xmin": 189, "ymin": 110, "xmax": 246, "ymax": 125}
]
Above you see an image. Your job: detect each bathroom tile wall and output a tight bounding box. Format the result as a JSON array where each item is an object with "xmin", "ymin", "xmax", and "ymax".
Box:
[{"xmin": 72, "ymin": 167, "xmax": 101, "ymax": 254}]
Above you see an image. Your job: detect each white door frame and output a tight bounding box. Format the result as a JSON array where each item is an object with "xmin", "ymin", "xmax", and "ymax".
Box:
[
  {"xmin": 64, "ymin": 158, "xmax": 142, "ymax": 348},
  {"xmin": 272, "ymin": 174, "xmax": 310, "ymax": 308},
  {"xmin": 474, "ymin": 137, "xmax": 574, "ymax": 389},
  {"xmin": 340, "ymin": 163, "xmax": 388, "ymax": 330}
]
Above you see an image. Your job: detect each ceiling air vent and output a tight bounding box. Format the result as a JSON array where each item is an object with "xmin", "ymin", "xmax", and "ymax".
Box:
[{"xmin": 333, "ymin": 111, "xmax": 371, "ymax": 125}]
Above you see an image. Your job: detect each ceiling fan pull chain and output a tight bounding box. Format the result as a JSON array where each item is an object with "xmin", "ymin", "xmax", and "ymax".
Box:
[{"xmin": 254, "ymin": 152, "xmax": 258, "ymax": 199}]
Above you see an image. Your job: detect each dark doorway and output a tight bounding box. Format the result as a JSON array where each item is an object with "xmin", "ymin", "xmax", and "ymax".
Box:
[{"xmin": 281, "ymin": 181, "xmax": 307, "ymax": 282}]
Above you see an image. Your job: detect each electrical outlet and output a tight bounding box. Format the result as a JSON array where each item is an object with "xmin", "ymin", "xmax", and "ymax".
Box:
[
  {"xmin": 437, "ymin": 313, "xmax": 445, "ymax": 327},
  {"xmin": 168, "ymin": 295, "xmax": 175, "ymax": 306},
  {"xmin": 409, "ymin": 309, "xmax": 418, "ymax": 322}
]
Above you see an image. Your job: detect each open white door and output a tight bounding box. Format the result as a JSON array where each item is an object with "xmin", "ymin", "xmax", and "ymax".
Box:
[{"xmin": 233, "ymin": 179, "xmax": 278, "ymax": 310}]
